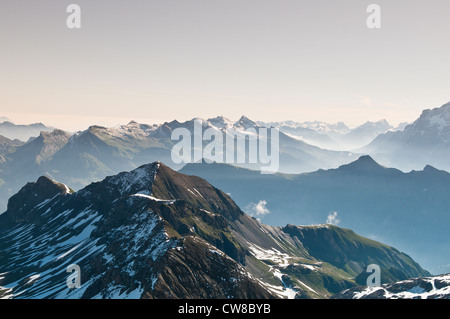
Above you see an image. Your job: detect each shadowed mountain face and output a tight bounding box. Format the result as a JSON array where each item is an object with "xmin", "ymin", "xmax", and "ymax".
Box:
[
  {"xmin": 0, "ymin": 162, "xmax": 428, "ymax": 299},
  {"xmin": 4, "ymin": 176, "xmax": 71, "ymax": 224},
  {"xmin": 180, "ymin": 156, "xmax": 450, "ymax": 275}
]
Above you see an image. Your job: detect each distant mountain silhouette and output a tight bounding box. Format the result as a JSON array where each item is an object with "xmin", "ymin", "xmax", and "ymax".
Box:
[
  {"xmin": 362, "ymin": 102, "xmax": 450, "ymax": 171},
  {"xmin": 181, "ymin": 156, "xmax": 450, "ymax": 274},
  {"xmin": 0, "ymin": 121, "xmax": 54, "ymax": 141}
]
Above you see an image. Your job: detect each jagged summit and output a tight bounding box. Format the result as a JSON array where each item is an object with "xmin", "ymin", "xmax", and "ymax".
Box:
[
  {"xmin": 35, "ymin": 175, "xmax": 69, "ymax": 191},
  {"xmin": 87, "ymin": 125, "xmax": 108, "ymax": 131},
  {"xmin": 423, "ymin": 101, "xmax": 450, "ymax": 113},
  {"xmin": 167, "ymin": 119, "xmax": 181, "ymax": 126},
  {"xmin": 360, "ymin": 101, "xmax": 450, "ymax": 172},
  {"xmin": 207, "ymin": 116, "xmax": 233, "ymax": 129},
  {"xmin": 37, "ymin": 129, "xmax": 70, "ymax": 140},
  {"xmin": 3, "ymin": 175, "xmax": 71, "ymax": 222},
  {"xmin": 0, "ymin": 135, "xmax": 23, "ymax": 149},
  {"xmin": 4, "ymin": 160, "xmax": 243, "ymax": 223},
  {"xmin": 96, "ymin": 162, "xmax": 161, "ymax": 196},
  {"xmin": 409, "ymin": 102, "xmax": 450, "ymax": 132},
  {"xmin": 234, "ymin": 115, "xmax": 257, "ymax": 129}
]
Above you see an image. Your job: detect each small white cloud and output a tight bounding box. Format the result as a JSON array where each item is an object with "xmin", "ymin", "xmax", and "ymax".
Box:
[
  {"xmin": 246, "ymin": 200, "xmax": 270, "ymax": 218},
  {"xmin": 326, "ymin": 211, "xmax": 340, "ymax": 226}
]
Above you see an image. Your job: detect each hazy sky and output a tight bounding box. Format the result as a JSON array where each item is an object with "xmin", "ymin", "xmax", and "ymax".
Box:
[{"xmin": 1, "ymin": 0, "xmax": 449, "ymax": 131}]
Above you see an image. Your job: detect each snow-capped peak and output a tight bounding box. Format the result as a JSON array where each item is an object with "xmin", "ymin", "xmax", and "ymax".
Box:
[
  {"xmin": 404, "ymin": 102, "xmax": 450, "ymax": 138},
  {"xmin": 206, "ymin": 116, "xmax": 234, "ymax": 129},
  {"xmin": 234, "ymin": 116, "xmax": 257, "ymax": 129}
]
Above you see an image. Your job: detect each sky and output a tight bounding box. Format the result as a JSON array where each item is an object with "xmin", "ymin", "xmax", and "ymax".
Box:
[{"xmin": 1, "ymin": 0, "xmax": 449, "ymax": 131}]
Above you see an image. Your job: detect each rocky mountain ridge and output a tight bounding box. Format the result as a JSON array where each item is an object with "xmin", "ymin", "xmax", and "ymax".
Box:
[{"xmin": 0, "ymin": 162, "xmax": 429, "ymax": 299}]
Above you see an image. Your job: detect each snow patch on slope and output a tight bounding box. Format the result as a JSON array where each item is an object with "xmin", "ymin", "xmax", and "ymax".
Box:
[
  {"xmin": 353, "ymin": 274, "xmax": 450, "ymax": 299},
  {"xmin": 131, "ymin": 193, "xmax": 176, "ymax": 204}
]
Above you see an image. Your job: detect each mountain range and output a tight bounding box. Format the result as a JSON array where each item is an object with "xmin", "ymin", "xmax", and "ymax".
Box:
[
  {"xmin": 1, "ymin": 100, "xmax": 448, "ymax": 210},
  {"xmin": 180, "ymin": 155, "xmax": 450, "ymax": 275},
  {"xmin": 0, "ymin": 116, "xmax": 360, "ymax": 212},
  {"xmin": 0, "ymin": 102, "xmax": 449, "ymax": 299},
  {"xmin": 0, "ymin": 121, "xmax": 54, "ymax": 142},
  {"xmin": 259, "ymin": 119, "xmax": 406, "ymax": 151},
  {"xmin": 0, "ymin": 162, "xmax": 430, "ymax": 299},
  {"xmin": 362, "ymin": 101, "xmax": 450, "ymax": 172}
]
